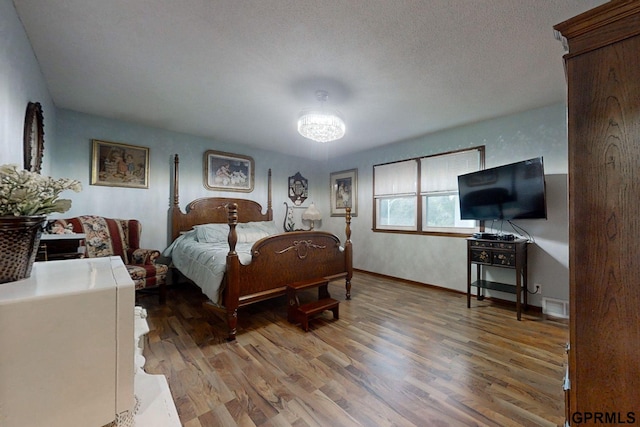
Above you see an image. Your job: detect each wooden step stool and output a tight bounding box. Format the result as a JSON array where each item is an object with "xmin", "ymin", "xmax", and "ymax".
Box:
[{"xmin": 287, "ymin": 278, "xmax": 339, "ymax": 332}]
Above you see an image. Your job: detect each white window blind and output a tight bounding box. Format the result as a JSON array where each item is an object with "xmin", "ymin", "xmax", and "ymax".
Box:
[
  {"xmin": 420, "ymin": 150, "xmax": 479, "ymax": 194},
  {"xmin": 374, "ymin": 160, "xmax": 417, "ymax": 197}
]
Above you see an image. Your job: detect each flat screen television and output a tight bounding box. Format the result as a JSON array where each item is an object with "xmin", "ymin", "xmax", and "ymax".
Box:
[{"xmin": 457, "ymin": 157, "xmax": 547, "ymax": 221}]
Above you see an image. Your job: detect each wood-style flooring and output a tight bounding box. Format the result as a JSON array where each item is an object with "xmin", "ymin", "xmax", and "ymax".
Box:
[{"xmin": 139, "ymin": 272, "xmax": 569, "ymax": 427}]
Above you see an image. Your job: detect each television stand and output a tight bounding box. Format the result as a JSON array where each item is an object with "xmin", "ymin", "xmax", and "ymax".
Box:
[{"xmin": 466, "ymin": 237, "xmax": 528, "ymax": 320}]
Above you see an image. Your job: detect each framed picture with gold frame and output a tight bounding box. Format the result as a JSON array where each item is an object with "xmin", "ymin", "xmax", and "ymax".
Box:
[
  {"xmin": 91, "ymin": 139, "xmax": 149, "ymax": 189},
  {"xmin": 203, "ymin": 150, "xmax": 254, "ymax": 192},
  {"xmin": 330, "ymin": 168, "xmax": 357, "ymax": 216}
]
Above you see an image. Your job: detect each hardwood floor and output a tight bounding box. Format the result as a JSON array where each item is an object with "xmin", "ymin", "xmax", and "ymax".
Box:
[{"xmin": 139, "ymin": 272, "xmax": 569, "ymax": 427}]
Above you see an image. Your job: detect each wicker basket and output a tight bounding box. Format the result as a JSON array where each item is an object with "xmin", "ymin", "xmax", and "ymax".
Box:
[{"xmin": 0, "ymin": 216, "xmax": 46, "ymax": 284}]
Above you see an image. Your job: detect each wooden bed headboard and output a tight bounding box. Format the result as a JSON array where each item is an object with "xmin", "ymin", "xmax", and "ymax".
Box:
[{"xmin": 169, "ymin": 154, "xmax": 273, "ymax": 241}]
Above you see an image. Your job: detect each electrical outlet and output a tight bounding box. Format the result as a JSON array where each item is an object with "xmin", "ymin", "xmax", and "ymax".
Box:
[{"xmin": 534, "ymin": 284, "xmax": 542, "ymax": 294}]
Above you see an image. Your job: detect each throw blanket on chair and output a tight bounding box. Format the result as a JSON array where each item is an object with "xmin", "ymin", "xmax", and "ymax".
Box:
[
  {"xmin": 74, "ymin": 215, "xmax": 135, "ymax": 262},
  {"xmin": 53, "ymin": 215, "xmax": 167, "ymax": 290}
]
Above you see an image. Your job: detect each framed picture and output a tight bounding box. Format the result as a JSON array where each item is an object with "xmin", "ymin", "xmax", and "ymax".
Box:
[
  {"xmin": 91, "ymin": 140, "xmax": 149, "ymax": 189},
  {"xmin": 330, "ymin": 168, "xmax": 357, "ymax": 217},
  {"xmin": 204, "ymin": 150, "xmax": 254, "ymax": 192}
]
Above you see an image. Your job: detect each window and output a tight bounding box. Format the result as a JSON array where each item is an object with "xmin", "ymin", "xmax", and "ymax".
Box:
[
  {"xmin": 420, "ymin": 150, "xmax": 479, "ymax": 232},
  {"xmin": 374, "ymin": 159, "xmax": 417, "ymax": 231},
  {"xmin": 374, "ymin": 147, "xmax": 484, "ymax": 235}
]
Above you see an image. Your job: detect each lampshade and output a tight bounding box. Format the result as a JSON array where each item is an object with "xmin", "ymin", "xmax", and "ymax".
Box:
[
  {"xmin": 302, "ymin": 203, "xmax": 322, "ymax": 221},
  {"xmin": 297, "ymin": 90, "xmax": 345, "ymax": 143}
]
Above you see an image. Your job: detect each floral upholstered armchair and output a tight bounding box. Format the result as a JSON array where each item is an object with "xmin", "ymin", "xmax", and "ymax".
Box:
[{"xmin": 52, "ymin": 215, "xmax": 169, "ymax": 302}]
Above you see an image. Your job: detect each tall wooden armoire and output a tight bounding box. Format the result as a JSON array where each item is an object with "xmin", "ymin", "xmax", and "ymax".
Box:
[{"xmin": 554, "ymin": 1, "xmax": 640, "ymax": 423}]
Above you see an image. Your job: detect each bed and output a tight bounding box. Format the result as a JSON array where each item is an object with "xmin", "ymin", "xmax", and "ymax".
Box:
[{"xmin": 164, "ymin": 154, "xmax": 353, "ymax": 340}]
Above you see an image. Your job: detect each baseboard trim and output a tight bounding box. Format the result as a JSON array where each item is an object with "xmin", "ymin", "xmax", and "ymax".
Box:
[{"xmin": 353, "ymin": 268, "xmax": 543, "ymax": 313}]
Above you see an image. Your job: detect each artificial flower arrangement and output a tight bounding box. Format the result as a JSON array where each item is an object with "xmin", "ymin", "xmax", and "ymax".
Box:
[{"xmin": 0, "ymin": 164, "xmax": 82, "ymax": 217}]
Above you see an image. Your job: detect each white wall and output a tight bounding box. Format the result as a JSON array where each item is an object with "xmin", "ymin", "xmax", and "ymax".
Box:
[
  {"xmin": 0, "ymin": 0, "xmax": 55, "ymax": 169},
  {"xmin": 321, "ymin": 104, "xmax": 569, "ymax": 306}
]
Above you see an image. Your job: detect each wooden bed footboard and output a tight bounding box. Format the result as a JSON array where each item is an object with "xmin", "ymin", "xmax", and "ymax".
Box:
[{"xmin": 224, "ymin": 202, "xmax": 352, "ymax": 340}]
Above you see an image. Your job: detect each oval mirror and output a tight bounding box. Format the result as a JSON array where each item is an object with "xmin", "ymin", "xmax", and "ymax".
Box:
[{"xmin": 23, "ymin": 101, "xmax": 45, "ymax": 173}]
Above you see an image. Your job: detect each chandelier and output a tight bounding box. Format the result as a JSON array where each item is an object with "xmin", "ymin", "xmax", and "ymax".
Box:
[{"xmin": 297, "ymin": 90, "xmax": 345, "ymax": 143}]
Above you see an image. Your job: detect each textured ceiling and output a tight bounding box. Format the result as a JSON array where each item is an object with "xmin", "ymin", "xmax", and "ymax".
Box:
[{"xmin": 13, "ymin": 0, "xmax": 607, "ymax": 160}]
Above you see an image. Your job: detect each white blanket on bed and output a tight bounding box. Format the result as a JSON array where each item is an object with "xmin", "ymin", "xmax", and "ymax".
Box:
[{"xmin": 162, "ymin": 221, "xmax": 279, "ymax": 305}]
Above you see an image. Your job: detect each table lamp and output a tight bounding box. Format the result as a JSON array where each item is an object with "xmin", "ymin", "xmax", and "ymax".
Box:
[{"xmin": 302, "ymin": 203, "xmax": 322, "ymax": 230}]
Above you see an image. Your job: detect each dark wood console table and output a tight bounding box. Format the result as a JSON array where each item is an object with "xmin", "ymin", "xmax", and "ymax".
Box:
[{"xmin": 466, "ymin": 237, "xmax": 528, "ymax": 320}]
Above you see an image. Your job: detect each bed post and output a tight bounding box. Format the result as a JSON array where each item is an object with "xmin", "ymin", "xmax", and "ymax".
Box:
[
  {"xmin": 266, "ymin": 168, "xmax": 273, "ymax": 220},
  {"xmin": 169, "ymin": 154, "xmax": 185, "ymax": 242},
  {"xmin": 345, "ymin": 207, "xmax": 353, "ymax": 300},
  {"xmin": 225, "ymin": 203, "xmax": 240, "ymax": 341},
  {"xmin": 172, "ymin": 154, "xmax": 180, "ymax": 208}
]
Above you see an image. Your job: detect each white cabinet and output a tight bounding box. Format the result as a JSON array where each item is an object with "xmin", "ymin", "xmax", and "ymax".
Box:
[{"xmin": 0, "ymin": 257, "xmax": 135, "ymax": 427}]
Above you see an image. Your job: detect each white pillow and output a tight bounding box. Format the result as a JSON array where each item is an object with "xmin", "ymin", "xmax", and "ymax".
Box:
[
  {"xmin": 194, "ymin": 223, "xmax": 229, "ymax": 243},
  {"xmin": 194, "ymin": 221, "xmax": 280, "ymax": 243},
  {"xmin": 236, "ymin": 221, "xmax": 280, "ymax": 243}
]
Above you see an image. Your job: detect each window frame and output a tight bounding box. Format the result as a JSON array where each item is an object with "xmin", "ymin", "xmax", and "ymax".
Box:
[{"xmin": 372, "ymin": 146, "xmax": 485, "ymax": 237}]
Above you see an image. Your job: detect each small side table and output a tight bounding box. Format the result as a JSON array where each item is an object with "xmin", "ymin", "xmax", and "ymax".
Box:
[
  {"xmin": 466, "ymin": 237, "xmax": 528, "ymax": 320},
  {"xmin": 37, "ymin": 233, "xmax": 86, "ymax": 261}
]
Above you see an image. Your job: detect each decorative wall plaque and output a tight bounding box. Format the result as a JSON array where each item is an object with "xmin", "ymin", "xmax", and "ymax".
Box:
[{"xmin": 288, "ymin": 172, "xmax": 308, "ymax": 206}]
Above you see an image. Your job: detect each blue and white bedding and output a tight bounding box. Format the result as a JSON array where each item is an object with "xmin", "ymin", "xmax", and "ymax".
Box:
[{"xmin": 162, "ymin": 221, "xmax": 279, "ymax": 305}]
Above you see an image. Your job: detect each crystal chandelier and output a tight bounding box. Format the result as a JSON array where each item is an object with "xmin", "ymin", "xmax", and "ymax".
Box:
[{"xmin": 297, "ymin": 90, "xmax": 345, "ymax": 143}]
